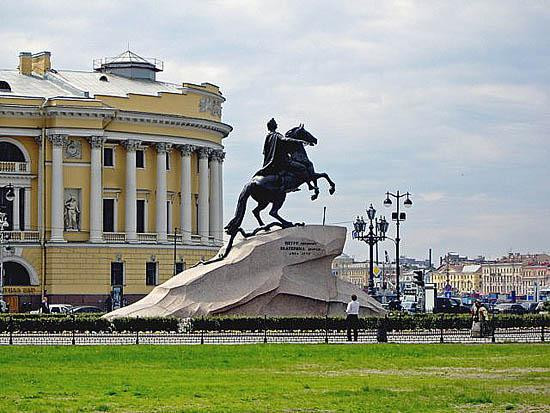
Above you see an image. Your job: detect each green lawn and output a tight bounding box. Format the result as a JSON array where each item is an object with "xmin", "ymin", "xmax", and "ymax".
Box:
[{"xmin": 0, "ymin": 344, "xmax": 548, "ymax": 412}]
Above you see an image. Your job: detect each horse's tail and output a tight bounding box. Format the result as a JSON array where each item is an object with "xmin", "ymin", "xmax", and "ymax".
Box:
[{"xmin": 224, "ymin": 182, "xmax": 253, "ymax": 236}]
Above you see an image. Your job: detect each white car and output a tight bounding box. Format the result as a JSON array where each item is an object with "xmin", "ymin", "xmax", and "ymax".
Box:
[{"xmin": 30, "ymin": 304, "xmax": 73, "ymax": 314}]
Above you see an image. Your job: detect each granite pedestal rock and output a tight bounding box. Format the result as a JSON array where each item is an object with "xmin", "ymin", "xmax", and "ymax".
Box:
[{"xmin": 105, "ymin": 225, "xmax": 385, "ymax": 319}]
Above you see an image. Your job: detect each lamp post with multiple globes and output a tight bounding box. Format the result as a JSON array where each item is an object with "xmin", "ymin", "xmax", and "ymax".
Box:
[{"xmin": 352, "ymin": 204, "xmax": 389, "ymax": 295}]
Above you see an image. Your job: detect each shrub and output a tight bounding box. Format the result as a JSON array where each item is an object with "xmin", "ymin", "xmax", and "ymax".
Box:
[
  {"xmin": 0, "ymin": 314, "xmax": 110, "ymax": 332},
  {"xmin": 111, "ymin": 317, "xmax": 179, "ymax": 332},
  {"xmin": 189, "ymin": 313, "xmax": 549, "ymax": 332}
]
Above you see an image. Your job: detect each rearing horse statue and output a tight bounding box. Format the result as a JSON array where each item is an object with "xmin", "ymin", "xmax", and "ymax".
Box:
[
  {"xmin": 225, "ymin": 120, "xmax": 335, "ymax": 237},
  {"xmin": 196, "ymin": 120, "xmax": 334, "ymax": 265}
]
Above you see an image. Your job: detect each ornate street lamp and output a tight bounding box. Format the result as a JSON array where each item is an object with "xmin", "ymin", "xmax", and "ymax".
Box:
[
  {"xmin": 352, "ymin": 204, "xmax": 389, "ymax": 295},
  {"xmin": 383, "ymin": 190, "xmax": 413, "ymax": 304}
]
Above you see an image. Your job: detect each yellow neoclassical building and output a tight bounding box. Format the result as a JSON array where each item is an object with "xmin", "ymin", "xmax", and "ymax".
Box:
[{"xmin": 0, "ymin": 50, "xmax": 232, "ymax": 311}]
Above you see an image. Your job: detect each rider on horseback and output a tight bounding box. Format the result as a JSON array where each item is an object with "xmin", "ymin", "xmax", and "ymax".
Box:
[{"xmin": 256, "ymin": 118, "xmax": 311, "ymax": 192}]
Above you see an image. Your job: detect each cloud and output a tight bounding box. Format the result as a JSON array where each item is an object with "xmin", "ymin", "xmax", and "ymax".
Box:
[{"xmin": 1, "ymin": 0, "xmax": 549, "ymax": 260}]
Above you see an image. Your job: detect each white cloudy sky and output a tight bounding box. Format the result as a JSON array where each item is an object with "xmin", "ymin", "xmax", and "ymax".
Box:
[{"xmin": 2, "ymin": 0, "xmax": 549, "ymax": 262}]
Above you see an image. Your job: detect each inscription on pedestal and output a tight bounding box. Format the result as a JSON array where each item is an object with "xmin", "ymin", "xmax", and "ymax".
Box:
[{"xmin": 280, "ymin": 240, "xmax": 324, "ymax": 257}]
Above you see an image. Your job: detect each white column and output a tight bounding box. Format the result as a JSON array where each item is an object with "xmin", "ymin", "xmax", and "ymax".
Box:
[
  {"xmin": 209, "ymin": 151, "xmax": 221, "ymax": 243},
  {"xmin": 89, "ymin": 136, "xmax": 105, "ymax": 243},
  {"xmin": 12, "ymin": 186, "xmax": 20, "ymax": 231},
  {"xmin": 156, "ymin": 143, "xmax": 171, "ymax": 243},
  {"xmin": 218, "ymin": 151, "xmax": 225, "ymax": 244},
  {"xmin": 49, "ymin": 134, "xmax": 67, "ymax": 242},
  {"xmin": 24, "ymin": 187, "xmax": 31, "ymax": 230},
  {"xmin": 198, "ymin": 147, "xmax": 210, "ymax": 244},
  {"xmin": 179, "ymin": 144, "xmax": 194, "ymax": 243},
  {"xmin": 34, "ymin": 136, "xmax": 43, "ymax": 233},
  {"xmin": 124, "ymin": 139, "xmax": 140, "ymax": 243}
]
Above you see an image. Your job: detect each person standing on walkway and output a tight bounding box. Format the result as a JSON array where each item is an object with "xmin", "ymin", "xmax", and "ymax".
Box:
[
  {"xmin": 471, "ymin": 300, "xmax": 488, "ymax": 337},
  {"xmin": 346, "ymin": 294, "xmax": 360, "ymax": 341},
  {"xmin": 40, "ymin": 296, "xmax": 50, "ymax": 314}
]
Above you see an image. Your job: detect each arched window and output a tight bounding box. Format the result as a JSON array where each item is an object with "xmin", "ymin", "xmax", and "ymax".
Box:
[
  {"xmin": 0, "ymin": 81, "xmax": 11, "ymax": 92},
  {"xmin": 0, "ymin": 142, "xmax": 25, "ymax": 162},
  {"xmin": 3, "ymin": 261, "xmax": 31, "ymax": 286}
]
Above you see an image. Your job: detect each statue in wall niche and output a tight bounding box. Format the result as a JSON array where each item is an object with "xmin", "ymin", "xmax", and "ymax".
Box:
[
  {"xmin": 64, "ymin": 194, "xmax": 80, "ymax": 231},
  {"xmin": 201, "ymin": 118, "xmax": 336, "ymax": 265}
]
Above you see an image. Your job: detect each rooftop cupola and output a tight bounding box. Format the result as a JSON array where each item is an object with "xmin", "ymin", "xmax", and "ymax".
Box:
[{"xmin": 93, "ymin": 50, "xmax": 163, "ymax": 81}]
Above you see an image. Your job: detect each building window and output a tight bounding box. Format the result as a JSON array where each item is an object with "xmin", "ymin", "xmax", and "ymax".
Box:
[
  {"xmin": 103, "ymin": 147, "xmax": 114, "ymax": 167},
  {"xmin": 103, "ymin": 199, "xmax": 115, "ymax": 232},
  {"xmin": 146, "ymin": 261, "xmax": 158, "ymax": 285},
  {"xmin": 175, "ymin": 261, "xmax": 186, "ymax": 274},
  {"xmin": 136, "ymin": 150, "xmax": 145, "ymax": 168},
  {"xmin": 0, "ymin": 81, "xmax": 11, "ymax": 92},
  {"xmin": 0, "ymin": 142, "xmax": 25, "ymax": 162},
  {"xmin": 166, "ymin": 153, "xmax": 170, "ymax": 170},
  {"xmin": 137, "ymin": 200, "xmax": 145, "ymax": 233},
  {"xmin": 111, "ymin": 262, "xmax": 124, "ymax": 286}
]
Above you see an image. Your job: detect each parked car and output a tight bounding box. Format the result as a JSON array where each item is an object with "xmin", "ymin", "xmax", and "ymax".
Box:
[
  {"xmin": 433, "ymin": 297, "xmax": 471, "ymax": 314},
  {"xmin": 69, "ymin": 306, "xmax": 104, "ymax": 314},
  {"xmin": 493, "ymin": 303, "xmax": 527, "ymax": 315},
  {"xmin": 49, "ymin": 304, "xmax": 73, "ymax": 314},
  {"xmin": 402, "ymin": 301, "xmax": 418, "ymax": 314},
  {"xmin": 521, "ymin": 302, "xmax": 541, "ymax": 314},
  {"xmin": 29, "ymin": 304, "xmax": 73, "ymax": 314}
]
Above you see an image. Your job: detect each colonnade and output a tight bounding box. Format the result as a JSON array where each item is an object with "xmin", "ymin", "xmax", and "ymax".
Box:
[{"xmin": 47, "ymin": 134, "xmax": 224, "ymax": 245}]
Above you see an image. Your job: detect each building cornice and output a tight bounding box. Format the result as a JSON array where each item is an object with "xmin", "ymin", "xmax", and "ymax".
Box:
[
  {"xmin": 0, "ymin": 104, "xmax": 42, "ymax": 117},
  {"xmin": 45, "ymin": 105, "xmax": 116, "ymax": 119},
  {"xmin": 179, "ymin": 86, "xmax": 226, "ymax": 102},
  {"xmin": 0, "ymin": 103, "xmax": 233, "ymax": 138},
  {"xmin": 114, "ymin": 110, "xmax": 232, "ymax": 137},
  {"xmin": 43, "ymin": 242, "xmax": 219, "ymax": 251},
  {"xmin": 0, "ymin": 127, "xmax": 42, "ymax": 137}
]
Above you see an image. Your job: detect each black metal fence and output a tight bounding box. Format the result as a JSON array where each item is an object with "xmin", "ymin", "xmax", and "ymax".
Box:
[{"xmin": 0, "ymin": 326, "xmax": 545, "ymax": 346}]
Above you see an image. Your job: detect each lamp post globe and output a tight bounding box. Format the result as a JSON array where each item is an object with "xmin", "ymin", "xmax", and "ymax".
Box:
[
  {"xmin": 367, "ymin": 204, "xmax": 376, "ymax": 221},
  {"xmin": 353, "ymin": 216, "xmax": 361, "ymax": 236},
  {"xmin": 4, "ymin": 185, "xmax": 15, "ymax": 203},
  {"xmin": 403, "ymin": 193, "xmax": 413, "ymax": 208}
]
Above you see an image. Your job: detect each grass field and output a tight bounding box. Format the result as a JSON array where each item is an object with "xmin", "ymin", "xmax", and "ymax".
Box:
[{"xmin": 0, "ymin": 344, "xmax": 548, "ymax": 412}]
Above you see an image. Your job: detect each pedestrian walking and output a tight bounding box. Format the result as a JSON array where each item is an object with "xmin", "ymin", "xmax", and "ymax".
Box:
[
  {"xmin": 346, "ymin": 294, "xmax": 360, "ymax": 341},
  {"xmin": 471, "ymin": 300, "xmax": 488, "ymax": 338},
  {"xmin": 40, "ymin": 296, "xmax": 50, "ymax": 314}
]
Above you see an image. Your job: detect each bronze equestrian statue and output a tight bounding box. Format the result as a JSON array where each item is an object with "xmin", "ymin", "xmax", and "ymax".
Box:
[
  {"xmin": 199, "ymin": 118, "xmax": 335, "ymax": 265},
  {"xmin": 227, "ymin": 118, "xmax": 334, "ymax": 233}
]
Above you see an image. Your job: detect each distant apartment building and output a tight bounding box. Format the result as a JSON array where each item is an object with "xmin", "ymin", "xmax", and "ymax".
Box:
[
  {"xmin": 481, "ymin": 254, "xmax": 550, "ymax": 296},
  {"xmin": 332, "ymin": 254, "xmax": 400, "ymax": 291},
  {"xmin": 331, "ymin": 254, "xmax": 367, "ymax": 287},
  {"xmin": 431, "ymin": 264, "xmax": 482, "ymax": 294}
]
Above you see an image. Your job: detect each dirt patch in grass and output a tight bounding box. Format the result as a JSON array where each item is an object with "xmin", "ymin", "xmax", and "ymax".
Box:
[{"xmin": 291, "ymin": 366, "xmax": 550, "ymax": 380}]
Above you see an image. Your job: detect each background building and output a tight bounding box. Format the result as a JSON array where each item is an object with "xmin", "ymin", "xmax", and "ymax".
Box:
[
  {"xmin": 431, "ymin": 264, "xmax": 482, "ymax": 295},
  {"xmin": 0, "ymin": 50, "xmax": 232, "ymax": 311},
  {"xmin": 481, "ymin": 254, "xmax": 550, "ymax": 297}
]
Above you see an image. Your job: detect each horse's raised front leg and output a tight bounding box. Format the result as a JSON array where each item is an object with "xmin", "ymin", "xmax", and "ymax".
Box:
[
  {"xmin": 309, "ymin": 178, "xmax": 320, "ymax": 201},
  {"xmin": 313, "ymin": 172, "xmax": 336, "ymax": 195}
]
